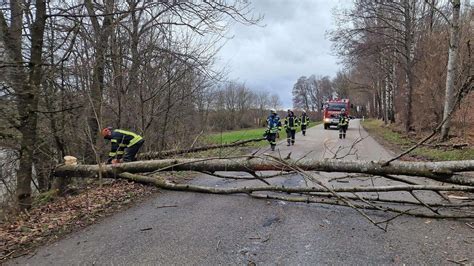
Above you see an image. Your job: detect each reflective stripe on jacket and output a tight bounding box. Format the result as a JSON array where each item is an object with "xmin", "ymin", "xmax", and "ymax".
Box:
[
  {"xmin": 338, "ymin": 115, "xmax": 349, "ymax": 126},
  {"xmin": 284, "ymin": 116, "xmax": 300, "ymax": 130},
  {"xmin": 114, "ymin": 129, "xmax": 143, "ymax": 147},
  {"xmin": 267, "ymin": 114, "xmax": 282, "ymax": 133},
  {"xmin": 300, "ymin": 115, "xmax": 310, "ymax": 126}
]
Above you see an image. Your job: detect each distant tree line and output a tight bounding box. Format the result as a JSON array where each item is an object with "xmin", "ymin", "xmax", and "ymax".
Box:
[
  {"xmin": 292, "ymin": 73, "xmax": 356, "ymax": 115},
  {"xmin": 328, "ymin": 0, "xmax": 472, "ymax": 136},
  {"xmin": 209, "ymin": 81, "xmax": 282, "ymax": 131}
]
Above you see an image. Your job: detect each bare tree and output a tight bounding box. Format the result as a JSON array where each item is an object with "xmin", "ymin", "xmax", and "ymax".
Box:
[
  {"xmin": 269, "ymin": 93, "xmax": 282, "ymax": 110},
  {"xmin": 440, "ymin": 0, "xmax": 461, "ymax": 140},
  {"xmin": 292, "ymin": 76, "xmax": 310, "ymax": 111},
  {"xmin": 0, "ymin": 0, "xmax": 47, "ymax": 210}
]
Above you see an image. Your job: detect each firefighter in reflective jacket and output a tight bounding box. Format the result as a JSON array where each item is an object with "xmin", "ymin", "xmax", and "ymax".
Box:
[
  {"xmin": 101, "ymin": 127, "xmax": 145, "ymax": 164},
  {"xmin": 264, "ymin": 109, "xmax": 282, "ymax": 151},
  {"xmin": 338, "ymin": 109, "xmax": 349, "ymax": 139},
  {"xmin": 300, "ymin": 110, "xmax": 310, "ymax": 136},
  {"xmin": 284, "ymin": 109, "xmax": 300, "ymax": 146}
]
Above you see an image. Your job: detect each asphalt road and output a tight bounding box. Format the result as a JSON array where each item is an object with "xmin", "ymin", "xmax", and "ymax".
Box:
[{"xmin": 10, "ymin": 120, "xmax": 473, "ymax": 265}]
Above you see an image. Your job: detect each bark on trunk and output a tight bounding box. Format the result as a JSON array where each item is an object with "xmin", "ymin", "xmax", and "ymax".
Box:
[
  {"xmin": 0, "ymin": 1, "xmax": 47, "ymax": 210},
  {"xmin": 54, "ymin": 157, "xmax": 474, "ymax": 185},
  {"xmin": 440, "ymin": 0, "xmax": 461, "ymax": 141},
  {"xmin": 117, "ymin": 172, "xmax": 474, "ymax": 194},
  {"xmin": 84, "ymin": 0, "xmax": 114, "ymax": 163},
  {"xmin": 402, "ymin": 0, "xmax": 415, "ymax": 132}
]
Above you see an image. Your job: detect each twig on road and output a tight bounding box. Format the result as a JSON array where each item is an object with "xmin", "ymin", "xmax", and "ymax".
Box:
[
  {"xmin": 446, "ymin": 258, "xmax": 469, "ymax": 265},
  {"xmin": 156, "ymin": 205, "xmax": 178, "ymax": 209}
]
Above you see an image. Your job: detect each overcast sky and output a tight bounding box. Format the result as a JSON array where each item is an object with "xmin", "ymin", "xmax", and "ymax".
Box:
[{"xmin": 214, "ymin": 0, "xmax": 350, "ymax": 108}]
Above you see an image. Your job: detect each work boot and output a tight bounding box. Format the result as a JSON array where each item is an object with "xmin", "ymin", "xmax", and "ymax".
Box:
[
  {"xmin": 339, "ymin": 134, "xmax": 342, "ymax": 139},
  {"xmin": 271, "ymin": 145, "xmax": 275, "ymax": 151},
  {"xmin": 303, "ymin": 131, "xmax": 306, "ymax": 136}
]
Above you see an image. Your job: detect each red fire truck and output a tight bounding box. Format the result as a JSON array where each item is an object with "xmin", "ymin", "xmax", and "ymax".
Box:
[{"xmin": 323, "ymin": 99, "xmax": 351, "ymax": 130}]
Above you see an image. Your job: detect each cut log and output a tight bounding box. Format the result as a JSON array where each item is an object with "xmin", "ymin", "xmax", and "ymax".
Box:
[
  {"xmin": 137, "ymin": 138, "xmax": 265, "ymax": 160},
  {"xmin": 54, "ymin": 157, "xmax": 474, "ymax": 185}
]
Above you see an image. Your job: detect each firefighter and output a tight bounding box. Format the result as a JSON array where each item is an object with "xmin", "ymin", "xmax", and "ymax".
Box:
[
  {"xmin": 264, "ymin": 109, "xmax": 282, "ymax": 151},
  {"xmin": 338, "ymin": 108, "xmax": 349, "ymax": 139},
  {"xmin": 101, "ymin": 127, "xmax": 145, "ymax": 164},
  {"xmin": 300, "ymin": 110, "xmax": 310, "ymax": 136},
  {"xmin": 284, "ymin": 109, "xmax": 300, "ymax": 146}
]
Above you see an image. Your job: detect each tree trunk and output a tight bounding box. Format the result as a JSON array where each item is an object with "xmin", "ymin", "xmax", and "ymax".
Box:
[
  {"xmin": 383, "ymin": 67, "xmax": 389, "ymax": 125},
  {"xmin": 118, "ymin": 172, "xmax": 474, "ymax": 194},
  {"xmin": 440, "ymin": 0, "xmax": 461, "ymax": 141},
  {"xmin": 54, "ymin": 157, "xmax": 474, "ymax": 185},
  {"xmin": 84, "ymin": 0, "xmax": 114, "ymax": 163},
  {"xmin": 402, "ymin": 0, "xmax": 415, "ymax": 133},
  {"xmin": 389, "ymin": 58, "xmax": 396, "ymax": 123},
  {"xmin": 0, "ymin": 0, "xmax": 47, "ymax": 210}
]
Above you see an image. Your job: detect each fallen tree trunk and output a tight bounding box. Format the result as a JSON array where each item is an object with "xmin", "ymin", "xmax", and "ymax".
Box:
[
  {"xmin": 117, "ymin": 172, "xmax": 474, "ymax": 193},
  {"xmin": 137, "ymin": 138, "xmax": 265, "ymax": 160},
  {"xmin": 54, "ymin": 157, "xmax": 474, "ymax": 185},
  {"xmin": 118, "ymin": 172, "xmax": 474, "ymax": 220},
  {"xmin": 249, "ymin": 194, "xmax": 474, "ymax": 219},
  {"xmin": 422, "ymin": 143, "xmax": 469, "ymax": 149}
]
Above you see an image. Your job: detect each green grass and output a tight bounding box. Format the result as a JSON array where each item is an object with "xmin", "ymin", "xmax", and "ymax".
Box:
[
  {"xmin": 205, "ymin": 127, "xmax": 267, "ymax": 146},
  {"xmin": 362, "ymin": 119, "xmax": 412, "ymax": 147},
  {"xmin": 185, "ymin": 122, "xmax": 322, "ymax": 158},
  {"xmin": 205, "ymin": 122, "xmax": 321, "ymax": 147},
  {"xmin": 412, "ymin": 147, "xmax": 474, "ymax": 161},
  {"xmin": 362, "ymin": 119, "xmax": 473, "ymax": 161}
]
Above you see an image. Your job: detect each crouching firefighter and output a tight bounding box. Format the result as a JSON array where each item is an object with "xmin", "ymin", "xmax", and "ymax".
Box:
[
  {"xmin": 284, "ymin": 109, "xmax": 300, "ymax": 146},
  {"xmin": 101, "ymin": 127, "xmax": 145, "ymax": 164},
  {"xmin": 338, "ymin": 109, "xmax": 349, "ymax": 139},
  {"xmin": 264, "ymin": 109, "xmax": 282, "ymax": 151},
  {"xmin": 300, "ymin": 110, "xmax": 310, "ymax": 136}
]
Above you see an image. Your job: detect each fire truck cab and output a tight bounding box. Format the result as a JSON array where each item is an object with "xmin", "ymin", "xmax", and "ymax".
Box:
[{"xmin": 323, "ymin": 99, "xmax": 350, "ymax": 130}]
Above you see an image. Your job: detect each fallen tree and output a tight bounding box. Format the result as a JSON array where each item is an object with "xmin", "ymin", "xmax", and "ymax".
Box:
[
  {"xmin": 115, "ymin": 172, "xmax": 474, "ymax": 223},
  {"xmin": 54, "ymin": 157, "xmax": 474, "ymax": 185},
  {"xmin": 53, "ymin": 154, "xmax": 474, "ymax": 230},
  {"xmin": 137, "ymin": 138, "xmax": 265, "ymax": 160}
]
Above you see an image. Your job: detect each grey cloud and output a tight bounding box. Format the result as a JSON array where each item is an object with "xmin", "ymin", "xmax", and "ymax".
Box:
[{"xmin": 215, "ymin": 0, "xmax": 350, "ymax": 107}]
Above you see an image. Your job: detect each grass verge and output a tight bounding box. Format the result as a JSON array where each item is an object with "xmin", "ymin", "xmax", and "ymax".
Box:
[
  {"xmin": 205, "ymin": 127, "xmax": 268, "ymax": 147},
  {"xmin": 361, "ymin": 119, "xmax": 474, "ymax": 161},
  {"xmin": 194, "ymin": 122, "xmax": 321, "ymax": 158},
  {"xmin": 205, "ymin": 122, "xmax": 321, "ymax": 144}
]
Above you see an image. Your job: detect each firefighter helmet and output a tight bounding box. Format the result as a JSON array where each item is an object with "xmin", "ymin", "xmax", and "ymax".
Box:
[{"xmin": 270, "ymin": 108, "xmax": 276, "ymax": 114}]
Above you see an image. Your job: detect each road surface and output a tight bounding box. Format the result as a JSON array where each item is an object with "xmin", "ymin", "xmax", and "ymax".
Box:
[{"xmin": 10, "ymin": 120, "xmax": 473, "ymax": 265}]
